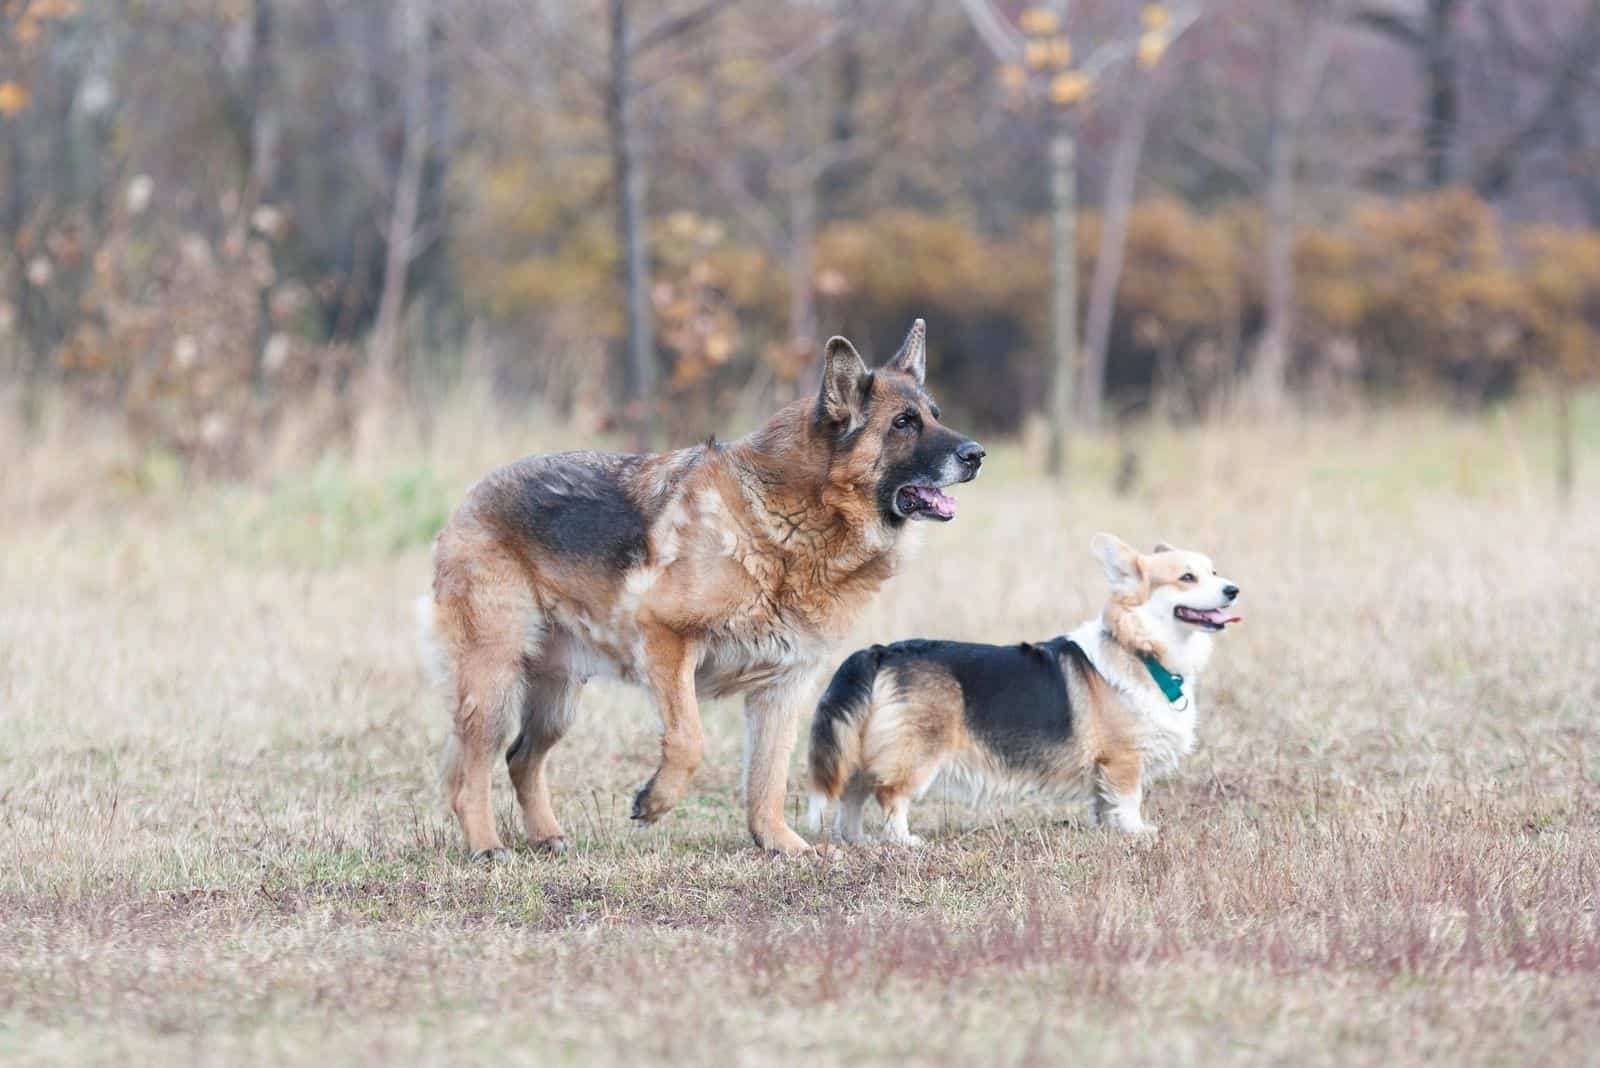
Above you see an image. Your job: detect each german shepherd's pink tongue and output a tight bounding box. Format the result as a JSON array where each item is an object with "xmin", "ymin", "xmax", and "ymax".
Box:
[{"xmin": 904, "ymin": 485, "xmax": 957, "ymax": 519}]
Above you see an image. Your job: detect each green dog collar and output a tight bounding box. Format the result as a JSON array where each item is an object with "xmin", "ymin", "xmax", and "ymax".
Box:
[{"xmin": 1142, "ymin": 656, "xmax": 1186, "ymax": 704}]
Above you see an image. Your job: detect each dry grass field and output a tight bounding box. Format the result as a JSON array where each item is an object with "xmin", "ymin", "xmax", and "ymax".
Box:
[{"xmin": 3, "ymin": 392, "xmax": 1599, "ymax": 1066}]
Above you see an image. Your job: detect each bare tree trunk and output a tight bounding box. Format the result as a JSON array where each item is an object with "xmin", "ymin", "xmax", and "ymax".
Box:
[
  {"xmin": 1556, "ymin": 376, "xmax": 1574, "ymax": 507},
  {"xmin": 1078, "ymin": 77, "xmax": 1157, "ymax": 430},
  {"xmin": 1249, "ymin": 87, "xmax": 1297, "ymax": 414},
  {"xmin": 244, "ymin": 0, "xmax": 279, "ymax": 202},
  {"xmin": 370, "ymin": 0, "xmax": 431, "ymax": 403},
  {"xmin": 1354, "ymin": 0, "xmax": 1460, "ymax": 190},
  {"xmin": 787, "ymin": 177, "xmax": 817, "ymax": 393},
  {"xmin": 1422, "ymin": 0, "xmax": 1460, "ymax": 189},
  {"xmin": 608, "ymin": 0, "xmax": 658, "ymax": 448},
  {"xmin": 245, "ymin": 0, "xmax": 279, "ymax": 399},
  {"xmin": 1474, "ymin": 0, "xmax": 1600, "ymax": 199},
  {"xmin": 1250, "ymin": 12, "xmax": 1333, "ymax": 414},
  {"xmin": 1046, "ymin": 118, "xmax": 1076, "ymax": 480}
]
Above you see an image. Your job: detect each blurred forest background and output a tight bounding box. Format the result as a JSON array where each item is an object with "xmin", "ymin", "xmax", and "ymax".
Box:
[{"xmin": 3, "ymin": 0, "xmax": 1600, "ymax": 482}]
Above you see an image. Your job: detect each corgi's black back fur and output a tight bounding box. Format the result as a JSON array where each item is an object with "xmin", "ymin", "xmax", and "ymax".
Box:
[{"xmin": 808, "ymin": 637, "xmax": 1089, "ymax": 798}]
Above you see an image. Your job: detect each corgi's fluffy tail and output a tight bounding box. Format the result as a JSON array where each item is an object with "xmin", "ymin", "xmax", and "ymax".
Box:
[{"xmin": 805, "ymin": 647, "xmax": 883, "ymax": 831}]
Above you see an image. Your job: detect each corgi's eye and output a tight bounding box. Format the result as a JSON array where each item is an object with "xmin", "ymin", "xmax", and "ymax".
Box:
[{"xmin": 1180, "ymin": 572, "xmax": 1197, "ymax": 583}]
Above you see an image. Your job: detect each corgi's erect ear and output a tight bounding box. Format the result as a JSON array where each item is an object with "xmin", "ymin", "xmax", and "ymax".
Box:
[
  {"xmin": 1091, "ymin": 533, "xmax": 1144, "ymax": 596},
  {"xmin": 884, "ymin": 318, "xmax": 927, "ymax": 384},
  {"xmin": 1151, "ymin": 541, "xmax": 1175, "ymax": 554}
]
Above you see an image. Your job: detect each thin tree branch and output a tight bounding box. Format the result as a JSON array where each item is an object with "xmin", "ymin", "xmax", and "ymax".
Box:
[
  {"xmin": 632, "ymin": 0, "xmax": 737, "ymax": 57},
  {"xmin": 1351, "ymin": 7, "xmax": 1423, "ymax": 49},
  {"xmin": 957, "ymin": 0, "xmax": 1024, "ymax": 62},
  {"xmin": 1474, "ymin": 0, "xmax": 1600, "ymax": 197}
]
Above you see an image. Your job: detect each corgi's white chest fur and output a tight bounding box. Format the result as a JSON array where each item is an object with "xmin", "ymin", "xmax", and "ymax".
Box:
[{"xmin": 1069, "ymin": 620, "xmax": 1207, "ymax": 780}]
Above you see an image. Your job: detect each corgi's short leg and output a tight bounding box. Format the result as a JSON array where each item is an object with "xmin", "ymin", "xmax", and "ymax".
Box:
[
  {"xmin": 1096, "ymin": 751, "xmax": 1156, "ymax": 836},
  {"xmin": 880, "ymin": 791, "xmax": 923, "ymax": 847}
]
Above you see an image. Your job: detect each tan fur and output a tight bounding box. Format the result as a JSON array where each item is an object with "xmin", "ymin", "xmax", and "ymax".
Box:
[
  {"xmin": 428, "ymin": 330, "xmax": 975, "ymax": 858},
  {"xmin": 863, "ymin": 663, "xmax": 967, "ymax": 812}
]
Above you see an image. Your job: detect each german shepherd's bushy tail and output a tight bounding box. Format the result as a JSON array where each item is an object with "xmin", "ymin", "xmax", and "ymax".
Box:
[{"xmin": 805, "ymin": 646, "xmax": 885, "ymax": 831}]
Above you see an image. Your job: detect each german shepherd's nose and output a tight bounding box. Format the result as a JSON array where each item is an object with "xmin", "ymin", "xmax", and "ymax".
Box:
[{"xmin": 956, "ymin": 440, "xmax": 985, "ymax": 478}]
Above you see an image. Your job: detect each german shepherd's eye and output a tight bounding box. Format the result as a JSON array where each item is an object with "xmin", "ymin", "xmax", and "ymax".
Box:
[
  {"xmin": 1180, "ymin": 572, "xmax": 1197, "ymax": 583},
  {"xmin": 892, "ymin": 411, "xmax": 920, "ymax": 431}
]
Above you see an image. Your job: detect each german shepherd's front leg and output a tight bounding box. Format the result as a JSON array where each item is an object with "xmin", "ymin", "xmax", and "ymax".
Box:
[
  {"xmin": 743, "ymin": 669, "xmax": 821, "ymax": 855},
  {"xmin": 631, "ymin": 627, "xmax": 703, "ymax": 824}
]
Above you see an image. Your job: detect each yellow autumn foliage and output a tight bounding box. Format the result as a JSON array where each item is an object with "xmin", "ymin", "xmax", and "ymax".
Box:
[
  {"xmin": 1018, "ymin": 7, "xmax": 1061, "ymax": 36},
  {"xmin": 451, "ymin": 170, "xmax": 1598, "ymax": 428},
  {"xmin": 1048, "ymin": 72, "xmax": 1091, "ymax": 106},
  {"xmin": 0, "ymin": 82, "xmax": 30, "ymax": 117}
]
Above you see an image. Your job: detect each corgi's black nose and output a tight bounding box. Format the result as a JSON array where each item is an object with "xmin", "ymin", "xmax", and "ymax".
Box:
[{"xmin": 1223, "ymin": 585, "xmax": 1240, "ymax": 600}]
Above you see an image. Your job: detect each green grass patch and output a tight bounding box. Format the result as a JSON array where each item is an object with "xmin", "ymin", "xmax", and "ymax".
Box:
[{"xmin": 213, "ymin": 458, "xmax": 452, "ymax": 568}]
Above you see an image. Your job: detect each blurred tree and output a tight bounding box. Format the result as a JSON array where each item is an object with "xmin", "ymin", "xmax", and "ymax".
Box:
[
  {"xmin": 1354, "ymin": 0, "xmax": 1464, "ymax": 188},
  {"xmin": 607, "ymin": 0, "xmax": 734, "ymax": 447},
  {"xmin": 1246, "ymin": 0, "xmax": 1340, "ymax": 413},
  {"xmin": 966, "ymin": 0, "xmax": 1200, "ymax": 463},
  {"xmin": 1354, "ymin": 0, "xmax": 1600, "ymax": 199},
  {"xmin": 1078, "ymin": 2, "xmax": 1202, "ymax": 428},
  {"xmin": 963, "ymin": 0, "xmax": 1084, "ymax": 479},
  {"xmin": 688, "ymin": 1, "xmax": 981, "ymax": 400},
  {"xmin": 368, "ymin": 0, "xmax": 435, "ymax": 408},
  {"xmin": 1471, "ymin": 0, "xmax": 1600, "ymax": 202},
  {"xmin": 5, "ymin": 0, "xmax": 1600, "ymax": 466},
  {"xmin": 1523, "ymin": 227, "xmax": 1600, "ymax": 503}
]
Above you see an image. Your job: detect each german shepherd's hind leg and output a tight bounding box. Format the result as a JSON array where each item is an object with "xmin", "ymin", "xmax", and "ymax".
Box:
[
  {"xmin": 442, "ymin": 649, "xmax": 523, "ymax": 864},
  {"xmin": 506, "ymin": 671, "xmax": 583, "ymax": 854},
  {"xmin": 631, "ymin": 628, "xmax": 703, "ymax": 825},
  {"xmin": 744, "ymin": 669, "xmax": 822, "ymax": 856}
]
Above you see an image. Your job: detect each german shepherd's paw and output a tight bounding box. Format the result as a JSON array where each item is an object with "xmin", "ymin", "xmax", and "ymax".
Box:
[
  {"xmin": 532, "ymin": 835, "xmax": 570, "ymax": 855},
  {"xmin": 753, "ymin": 825, "xmax": 814, "ymax": 857},
  {"xmin": 470, "ymin": 847, "xmax": 514, "ymax": 866},
  {"xmin": 630, "ymin": 772, "xmax": 688, "ymax": 824}
]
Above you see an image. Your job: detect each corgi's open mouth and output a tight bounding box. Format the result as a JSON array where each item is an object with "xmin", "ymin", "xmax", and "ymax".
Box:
[
  {"xmin": 1174, "ymin": 606, "xmax": 1241, "ymax": 631},
  {"xmin": 894, "ymin": 484, "xmax": 957, "ymax": 521}
]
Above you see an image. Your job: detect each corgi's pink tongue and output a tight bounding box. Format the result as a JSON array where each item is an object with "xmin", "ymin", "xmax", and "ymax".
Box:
[{"xmin": 1196, "ymin": 608, "xmax": 1241, "ymax": 625}]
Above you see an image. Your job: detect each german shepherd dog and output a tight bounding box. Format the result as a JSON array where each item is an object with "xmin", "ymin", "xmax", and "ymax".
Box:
[
  {"xmin": 419, "ymin": 321, "xmax": 984, "ymax": 860},
  {"xmin": 805, "ymin": 534, "xmax": 1240, "ymax": 844}
]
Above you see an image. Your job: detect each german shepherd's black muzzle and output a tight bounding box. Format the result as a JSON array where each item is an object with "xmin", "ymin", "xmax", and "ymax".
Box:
[{"xmin": 885, "ymin": 427, "xmax": 984, "ymax": 523}]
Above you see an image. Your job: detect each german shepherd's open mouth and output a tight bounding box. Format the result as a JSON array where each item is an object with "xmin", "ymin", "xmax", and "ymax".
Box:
[{"xmin": 893, "ymin": 482, "xmax": 959, "ymax": 521}]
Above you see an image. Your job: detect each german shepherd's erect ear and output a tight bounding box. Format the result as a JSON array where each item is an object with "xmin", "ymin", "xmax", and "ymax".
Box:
[
  {"xmin": 884, "ymin": 318, "xmax": 927, "ymax": 384},
  {"xmin": 1091, "ymin": 532, "xmax": 1145, "ymax": 597},
  {"xmin": 819, "ymin": 335, "xmax": 872, "ymax": 432}
]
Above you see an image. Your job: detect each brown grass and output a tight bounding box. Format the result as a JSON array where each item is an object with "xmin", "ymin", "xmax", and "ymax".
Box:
[{"xmin": 2, "ymin": 392, "xmax": 1598, "ymax": 1066}]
